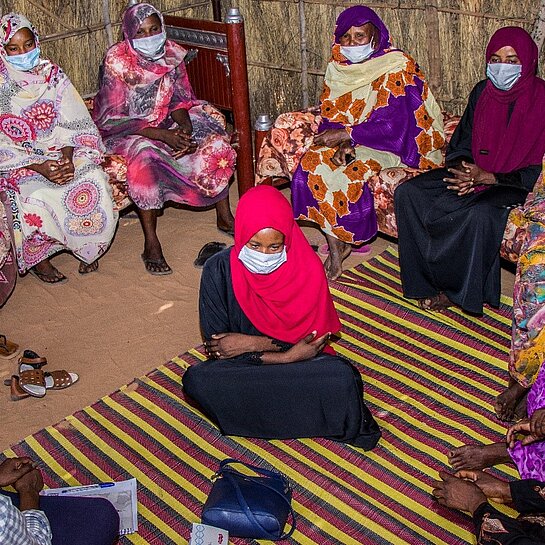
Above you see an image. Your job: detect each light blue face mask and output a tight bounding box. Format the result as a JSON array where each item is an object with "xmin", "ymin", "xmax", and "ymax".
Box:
[
  {"xmin": 238, "ymin": 245, "xmax": 287, "ymax": 274},
  {"xmin": 486, "ymin": 62, "xmax": 522, "ymax": 91},
  {"xmin": 340, "ymin": 42, "xmax": 374, "ymax": 63},
  {"xmin": 5, "ymin": 47, "xmax": 41, "ymax": 71},
  {"xmin": 132, "ymin": 30, "xmax": 167, "ymax": 60}
]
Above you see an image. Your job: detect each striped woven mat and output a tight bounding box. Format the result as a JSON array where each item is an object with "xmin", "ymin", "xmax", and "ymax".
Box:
[{"xmin": 4, "ymin": 247, "xmax": 519, "ymax": 544}]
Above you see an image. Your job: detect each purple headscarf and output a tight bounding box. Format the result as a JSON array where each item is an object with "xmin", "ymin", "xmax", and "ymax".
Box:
[
  {"xmin": 333, "ymin": 6, "xmax": 391, "ymax": 58},
  {"xmin": 122, "ymin": 2, "xmax": 164, "ymax": 41},
  {"xmin": 472, "ymin": 26, "xmax": 545, "ymax": 173}
]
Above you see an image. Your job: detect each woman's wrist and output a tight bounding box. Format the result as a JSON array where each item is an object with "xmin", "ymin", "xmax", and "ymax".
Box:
[{"xmin": 18, "ymin": 490, "xmax": 41, "ymax": 511}]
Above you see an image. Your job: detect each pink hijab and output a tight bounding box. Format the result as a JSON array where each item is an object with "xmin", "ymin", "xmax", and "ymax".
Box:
[
  {"xmin": 230, "ymin": 186, "xmax": 341, "ymax": 350},
  {"xmin": 472, "ymin": 27, "xmax": 545, "ymax": 173}
]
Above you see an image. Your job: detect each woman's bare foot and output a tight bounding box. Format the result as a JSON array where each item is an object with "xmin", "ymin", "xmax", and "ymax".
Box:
[
  {"xmin": 495, "ymin": 379, "xmax": 530, "ymax": 422},
  {"xmin": 30, "ymin": 259, "xmax": 67, "ymax": 284},
  {"xmin": 324, "ymin": 235, "xmax": 351, "ymax": 280},
  {"xmin": 418, "ymin": 292, "xmax": 453, "ymax": 311},
  {"xmin": 448, "ymin": 443, "xmax": 511, "ymax": 471},
  {"xmin": 78, "ymin": 261, "xmax": 99, "ymax": 275}
]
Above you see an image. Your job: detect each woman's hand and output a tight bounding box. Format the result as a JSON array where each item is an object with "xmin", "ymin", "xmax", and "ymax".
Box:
[
  {"xmin": 313, "ymin": 129, "xmax": 350, "ymax": 149},
  {"xmin": 332, "ymin": 141, "xmax": 356, "ymax": 167},
  {"xmin": 282, "ymin": 331, "xmax": 330, "ymax": 363},
  {"xmin": 205, "ymin": 333, "xmax": 258, "ymax": 359},
  {"xmin": 157, "ymin": 128, "xmax": 197, "ymax": 156},
  {"xmin": 444, "ymin": 160, "xmax": 496, "ymax": 196},
  {"xmin": 29, "ymin": 147, "xmax": 75, "ymax": 185},
  {"xmin": 0, "ymin": 458, "xmax": 37, "ymax": 487},
  {"xmin": 506, "ymin": 408, "xmax": 545, "ymax": 447},
  {"xmin": 454, "ymin": 470, "xmax": 512, "ymax": 504}
]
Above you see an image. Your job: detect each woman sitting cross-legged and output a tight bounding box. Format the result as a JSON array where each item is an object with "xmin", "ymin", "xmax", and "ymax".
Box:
[
  {"xmin": 395, "ymin": 26, "xmax": 545, "ymax": 315},
  {"xmin": 256, "ymin": 5, "xmax": 444, "ymax": 280},
  {"xmin": 182, "ymin": 185, "xmax": 381, "ymax": 448},
  {"xmin": 0, "ymin": 13, "xmax": 118, "ymax": 283},
  {"xmin": 93, "ymin": 3, "xmax": 236, "ymax": 275}
]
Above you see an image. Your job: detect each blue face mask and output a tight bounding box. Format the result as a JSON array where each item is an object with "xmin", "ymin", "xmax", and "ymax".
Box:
[
  {"xmin": 132, "ymin": 30, "xmax": 167, "ymax": 60},
  {"xmin": 238, "ymin": 245, "xmax": 287, "ymax": 275},
  {"xmin": 5, "ymin": 47, "xmax": 41, "ymax": 71},
  {"xmin": 486, "ymin": 62, "xmax": 522, "ymax": 91},
  {"xmin": 340, "ymin": 42, "xmax": 374, "ymax": 63}
]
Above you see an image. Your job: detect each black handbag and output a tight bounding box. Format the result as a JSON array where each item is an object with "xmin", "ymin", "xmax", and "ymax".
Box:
[{"xmin": 201, "ymin": 458, "xmax": 296, "ymax": 540}]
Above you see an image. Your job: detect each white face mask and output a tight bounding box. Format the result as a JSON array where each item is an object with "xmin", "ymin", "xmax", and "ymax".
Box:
[
  {"xmin": 238, "ymin": 245, "xmax": 287, "ymax": 275},
  {"xmin": 486, "ymin": 62, "xmax": 522, "ymax": 91},
  {"xmin": 132, "ymin": 29, "xmax": 167, "ymax": 60},
  {"xmin": 340, "ymin": 42, "xmax": 374, "ymax": 63}
]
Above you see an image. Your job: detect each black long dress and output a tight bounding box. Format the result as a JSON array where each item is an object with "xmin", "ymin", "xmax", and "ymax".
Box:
[
  {"xmin": 394, "ymin": 81, "xmax": 541, "ymax": 314},
  {"xmin": 182, "ymin": 249, "xmax": 381, "ymax": 449}
]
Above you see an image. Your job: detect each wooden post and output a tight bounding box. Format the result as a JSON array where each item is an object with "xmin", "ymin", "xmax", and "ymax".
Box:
[
  {"xmin": 102, "ymin": 0, "xmax": 114, "ymax": 46},
  {"xmin": 424, "ymin": 0, "xmax": 442, "ymax": 92},
  {"xmin": 298, "ymin": 0, "xmax": 309, "ymax": 108},
  {"xmin": 225, "ymin": 9, "xmax": 254, "ymax": 195}
]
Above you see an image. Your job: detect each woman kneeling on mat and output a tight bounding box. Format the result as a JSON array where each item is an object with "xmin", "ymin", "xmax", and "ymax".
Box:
[{"xmin": 183, "ymin": 185, "xmax": 381, "ymax": 449}]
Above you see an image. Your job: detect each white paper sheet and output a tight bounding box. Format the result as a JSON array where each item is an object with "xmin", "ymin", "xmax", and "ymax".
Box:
[{"xmin": 41, "ymin": 478, "xmax": 138, "ymax": 535}]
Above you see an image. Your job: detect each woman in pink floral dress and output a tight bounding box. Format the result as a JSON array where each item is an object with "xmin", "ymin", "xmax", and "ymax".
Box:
[
  {"xmin": 93, "ymin": 3, "xmax": 236, "ymax": 275},
  {"xmin": 0, "ymin": 13, "xmax": 118, "ymax": 283}
]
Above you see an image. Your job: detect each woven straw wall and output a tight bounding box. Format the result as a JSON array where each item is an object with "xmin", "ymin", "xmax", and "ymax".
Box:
[{"xmin": 0, "ymin": 1, "xmax": 542, "ymax": 117}]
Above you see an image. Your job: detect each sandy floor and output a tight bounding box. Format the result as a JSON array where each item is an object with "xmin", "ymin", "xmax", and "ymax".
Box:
[{"xmin": 0, "ymin": 185, "xmax": 515, "ymax": 450}]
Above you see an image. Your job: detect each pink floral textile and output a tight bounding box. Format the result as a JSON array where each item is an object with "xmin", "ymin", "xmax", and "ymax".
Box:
[
  {"xmin": 0, "ymin": 13, "xmax": 118, "ymax": 273},
  {"xmin": 92, "ymin": 4, "xmax": 235, "ymax": 211}
]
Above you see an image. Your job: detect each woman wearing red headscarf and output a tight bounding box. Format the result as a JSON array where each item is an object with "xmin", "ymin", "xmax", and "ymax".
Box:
[{"xmin": 183, "ymin": 186, "xmax": 381, "ymax": 448}]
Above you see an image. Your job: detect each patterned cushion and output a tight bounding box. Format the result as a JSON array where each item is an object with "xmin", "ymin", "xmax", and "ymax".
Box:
[{"xmin": 368, "ymin": 112, "xmax": 523, "ymax": 263}]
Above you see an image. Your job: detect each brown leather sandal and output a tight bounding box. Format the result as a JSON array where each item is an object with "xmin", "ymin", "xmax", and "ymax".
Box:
[
  {"xmin": 7, "ymin": 375, "xmax": 30, "ymax": 401},
  {"xmin": 0, "ymin": 335, "xmax": 20, "ymax": 360},
  {"xmin": 18, "ymin": 349, "xmax": 47, "ymax": 370},
  {"xmin": 19, "ymin": 368, "xmax": 79, "ymax": 398}
]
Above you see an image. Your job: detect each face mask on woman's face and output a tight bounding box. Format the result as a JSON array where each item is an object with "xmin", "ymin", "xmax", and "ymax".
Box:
[
  {"xmin": 5, "ymin": 46, "xmax": 40, "ymax": 71},
  {"xmin": 340, "ymin": 42, "xmax": 374, "ymax": 63},
  {"xmin": 486, "ymin": 62, "xmax": 522, "ymax": 91},
  {"xmin": 238, "ymin": 245, "xmax": 287, "ymax": 274},
  {"xmin": 132, "ymin": 29, "xmax": 167, "ymax": 60}
]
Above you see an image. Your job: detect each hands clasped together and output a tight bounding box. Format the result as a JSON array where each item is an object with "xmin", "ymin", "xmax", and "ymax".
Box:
[
  {"xmin": 443, "ymin": 160, "xmax": 497, "ymax": 196},
  {"xmin": 204, "ymin": 331, "xmax": 331, "ymax": 364},
  {"xmin": 313, "ymin": 129, "xmax": 355, "ymax": 167},
  {"xmin": 30, "ymin": 147, "xmax": 75, "ymax": 185},
  {"xmin": 159, "ymin": 127, "xmax": 197, "ymax": 159},
  {"xmin": 0, "ymin": 457, "xmax": 43, "ymax": 496},
  {"xmin": 433, "ymin": 408, "xmax": 545, "ymax": 514}
]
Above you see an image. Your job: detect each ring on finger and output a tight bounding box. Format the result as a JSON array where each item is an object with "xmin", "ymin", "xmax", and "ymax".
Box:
[{"xmin": 215, "ymin": 351, "xmax": 221, "ymax": 357}]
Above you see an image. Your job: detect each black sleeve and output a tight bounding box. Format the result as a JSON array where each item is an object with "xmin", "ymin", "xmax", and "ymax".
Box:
[
  {"xmin": 445, "ymin": 80, "xmax": 487, "ymax": 168},
  {"xmin": 495, "ymin": 165, "xmax": 542, "ymax": 193},
  {"xmin": 510, "ymin": 480, "xmax": 545, "ymax": 514},
  {"xmin": 473, "ymin": 502, "xmax": 543, "ymax": 544}
]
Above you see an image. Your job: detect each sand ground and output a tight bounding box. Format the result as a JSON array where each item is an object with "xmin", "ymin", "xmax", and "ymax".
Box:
[{"xmin": 0, "ymin": 185, "xmax": 515, "ymax": 451}]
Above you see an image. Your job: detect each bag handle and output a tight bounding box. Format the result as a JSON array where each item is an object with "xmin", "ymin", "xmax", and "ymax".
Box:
[{"xmin": 218, "ymin": 459, "xmax": 296, "ymax": 540}]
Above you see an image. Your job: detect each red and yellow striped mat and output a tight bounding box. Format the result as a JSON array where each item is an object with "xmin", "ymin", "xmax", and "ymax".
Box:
[{"xmin": 4, "ymin": 248, "xmax": 519, "ymax": 544}]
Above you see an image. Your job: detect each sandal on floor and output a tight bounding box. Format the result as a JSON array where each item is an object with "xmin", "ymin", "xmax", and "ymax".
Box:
[
  {"xmin": 0, "ymin": 335, "xmax": 20, "ymax": 360},
  {"xmin": 78, "ymin": 261, "xmax": 99, "ymax": 275},
  {"xmin": 18, "ymin": 350, "xmax": 47, "ymax": 370},
  {"xmin": 194, "ymin": 241, "xmax": 226, "ymax": 268},
  {"xmin": 19, "ymin": 368, "xmax": 79, "ymax": 398},
  {"xmin": 7, "ymin": 375, "xmax": 30, "ymax": 401},
  {"xmin": 29, "ymin": 266, "xmax": 68, "ymax": 284},
  {"xmin": 141, "ymin": 254, "xmax": 173, "ymax": 276}
]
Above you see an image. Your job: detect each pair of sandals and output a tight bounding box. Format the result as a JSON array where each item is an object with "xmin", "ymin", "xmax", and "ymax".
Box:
[{"xmin": 6, "ymin": 350, "xmax": 79, "ymax": 401}]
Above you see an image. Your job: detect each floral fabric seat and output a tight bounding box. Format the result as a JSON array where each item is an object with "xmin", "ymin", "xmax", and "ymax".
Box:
[{"xmin": 256, "ymin": 110, "xmax": 525, "ymax": 263}]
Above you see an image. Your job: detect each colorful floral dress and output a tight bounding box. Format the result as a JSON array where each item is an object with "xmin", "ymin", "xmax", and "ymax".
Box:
[
  {"xmin": 0, "ymin": 13, "xmax": 118, "ymax": 273},
  {"xmin": 257, "ymin": 40, "xmax": 444, "ymax": 244},
  {"xmin": 92, "ymin": 4, "xmax": 235, "ymax": 211}
]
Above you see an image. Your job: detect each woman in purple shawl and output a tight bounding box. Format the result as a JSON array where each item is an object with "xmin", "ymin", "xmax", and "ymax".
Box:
[
  {"xmin": 395, "ymin": 27, "xmax": 545, "ymax": 316},
  {"xmin": 257, "ymin": 6, "xmax": 444, "ymax": 280},
  {"xmin": 93, "ymin": 3, "xmax": 236, "ymax": 275}
]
